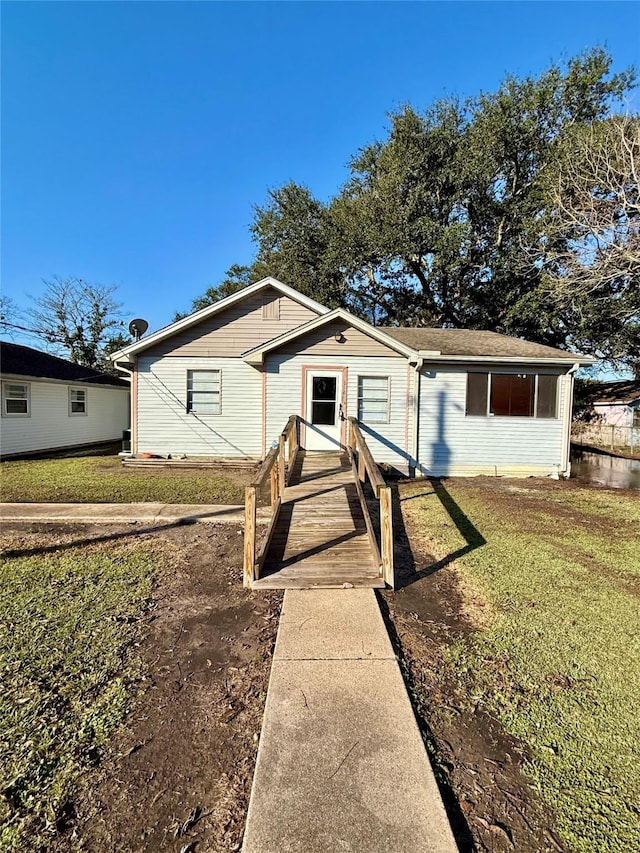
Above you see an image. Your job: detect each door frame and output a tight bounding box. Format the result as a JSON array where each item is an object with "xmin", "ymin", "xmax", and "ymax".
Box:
[{"xmin": 301, "ymin": 365, "xmax": 348, "ymax": 450}]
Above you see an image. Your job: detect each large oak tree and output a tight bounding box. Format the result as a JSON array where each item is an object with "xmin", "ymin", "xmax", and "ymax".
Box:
[{"xmin": 181, "ymin": 49, "xmax": 638, "ymax": 371}]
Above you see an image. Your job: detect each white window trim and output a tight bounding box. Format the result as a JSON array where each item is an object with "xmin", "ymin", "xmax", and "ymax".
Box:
[
  {"xmin": 186, "ymin": 369, "xmax": 222, "ymax": 415},
  {"xmin": 68, "ymin": 387, "xmax": 88, "ymax": 417},
  {"xmin": 357, "ymin": 375, "xmax": 391, "ymax": 424},
  {"xmin": 2, "ymin": 381, "xmax": 31, "ymax": 418}
]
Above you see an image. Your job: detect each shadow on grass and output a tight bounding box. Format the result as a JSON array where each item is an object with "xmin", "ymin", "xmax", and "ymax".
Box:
[
  {"xmin": 0, "ymin": 518, "xmax": 204, "ymax": 560},
  {"xmin": 393, "ymin": 477, "xmax": 486, "ymax": 590}
]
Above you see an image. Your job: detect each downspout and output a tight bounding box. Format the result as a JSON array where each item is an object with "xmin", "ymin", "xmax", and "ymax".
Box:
[
  {"xmin": 560, "ymin": 363, "xmax": 580, "ymax": 478},
  {"xmin": 410, "ymin": 357, "xmax": 424, "ymax": 475},
  {"xmin": 113, "ymin": 359, "xmax": 135, "ymax": 454}
]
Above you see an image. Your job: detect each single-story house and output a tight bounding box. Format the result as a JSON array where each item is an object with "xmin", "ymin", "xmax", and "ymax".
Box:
[
  {"xmin": 110, "ymin": 277, "xmax": 594, "ymax": 477},
  {"xmin": 0, "ymin": 341, "xmax": 130, "ymax": 458},
  {"xmin": 586, "ymin": 380, "xmax": 640, "ymax": 427}
]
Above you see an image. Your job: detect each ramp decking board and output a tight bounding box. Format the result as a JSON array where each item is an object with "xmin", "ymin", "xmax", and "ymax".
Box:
[{"xmin": 252, "ymin": 451, "xmax": 381, "ymax": 590}]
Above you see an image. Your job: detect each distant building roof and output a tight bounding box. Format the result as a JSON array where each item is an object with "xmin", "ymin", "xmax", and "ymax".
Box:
[
  {"xmin": 0, "ymin": 341, "xmax": 129, "ymax": 387},
  {"xmin": 380, "ymin": 327, "xmax": 581, "ymax": 360},
  {"xmin": 589, "ymin": 379, "xmax": 640, "ymax": 405}
]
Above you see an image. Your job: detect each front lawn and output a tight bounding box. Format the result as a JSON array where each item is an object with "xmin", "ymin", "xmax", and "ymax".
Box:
[
  {"xmin": 0, "ymin": 454, "xmax": 252, "ymax": 504},
  {"xmin": 0, "ymin": 531, "xmax": 158, "ymax": 850},
  {"xmin": 393, "ymin": 478, "xmax": 640, "ymax": 853},
  {"xmin": 0, "ymin": 524, "xmax": 281, "ymax": 852}
]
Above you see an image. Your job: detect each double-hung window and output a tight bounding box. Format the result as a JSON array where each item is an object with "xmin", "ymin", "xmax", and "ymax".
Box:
[
  {"xmin": 2, "ymin": 381, "xmax": 30, "ymax": 416},
  {"xmin": 466, "ymin": 372, "xmax": 558, "ymax": 418},
  {"xmin": 187, "ymin": 369, "xmax": 221, "ymax": 414},
  {"xmin": 357, "ymin": 376, "xmax": 390, "ymax": 423},
  {"xmin": 69, "ymin": 387, "xmax": 87, "ymax": 415}
]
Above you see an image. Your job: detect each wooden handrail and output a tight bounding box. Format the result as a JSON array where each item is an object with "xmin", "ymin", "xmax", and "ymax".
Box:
[
  {"xmin": 243, "ymin": 414, "xmax": 299, "ymax": 587},
  {"xmin": 251, "ymin": 445, "xmax": 279, "ymax": 488},
  {"xmin": 347, "ymin": 416, "xmax": 394, "ymax": 589},
  {"xmin": 348, "ymin": 450, "xmax": 382, "ymax": 570},
  {"xmin": 347, "ymin": 418, "xmax": 385, "ymax": 496}
]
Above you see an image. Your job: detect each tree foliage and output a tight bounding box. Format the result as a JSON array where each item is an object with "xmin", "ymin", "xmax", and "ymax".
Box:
[
  {"xmin": 27, "ymin": 276, "xmax": 129, "ymax": 371},
  {"xmin": 183, "ymin": 48, "xmax": 637, "ymax": 370}
]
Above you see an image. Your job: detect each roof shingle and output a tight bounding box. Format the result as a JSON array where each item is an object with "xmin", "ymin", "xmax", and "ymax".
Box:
[
  {"xmin": 380, "ymin": 327, "xmax": 582, "ymax": 360},
  {"xmin": 588, "ymin": 380, "xmax": 640, "ymax": 405},
  {"xmin": 0, "ymin": 341, "xmax": 129, "ymax": 387}
]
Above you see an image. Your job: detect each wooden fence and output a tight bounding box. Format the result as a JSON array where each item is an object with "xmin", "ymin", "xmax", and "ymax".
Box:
[
  {"xmin": 347, "ymin": 417, "xmax": 394, "ymax": 588},
  {"xmin": 243, "ymin": 415, "xmax": 299, "ymax": 587},
  {"xmin": 573, "ymin": 422, "xmax": 640, "ymax": 454}
]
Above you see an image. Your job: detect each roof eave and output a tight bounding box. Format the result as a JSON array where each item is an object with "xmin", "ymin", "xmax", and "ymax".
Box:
[
  {"xmin": 417, "ymin": 352, "xmax": 597, "ymax": 366},
  {"xmin": 0, "ymin": 371, "xmax": 129, "ymax": 387}
]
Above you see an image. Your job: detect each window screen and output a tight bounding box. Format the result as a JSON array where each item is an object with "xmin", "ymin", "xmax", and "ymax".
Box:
[
  {"xmin": 536, "ymin": 375, "xmax": 558, "ymax": 418},
  {"xmin": 187, "ymin": 370, "xmax": 221, "ymax": 414},
  {"xmin": 490, "ymin": 374, "xmax": 534, "ymax": 417},
  {"xmin": 466, "ymin": 372, "xmax": 559, "ymax": 418},
  {"xmin": 466, "ymin": 373, "xmax": 488, "ymax": 416},
  {"xmin": 357, "ymin": 376, "xmax": 390, "ymax": 423}
]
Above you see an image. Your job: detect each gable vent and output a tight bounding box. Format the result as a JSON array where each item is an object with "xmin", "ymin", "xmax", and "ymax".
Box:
[{"xmin": 262, "ymin": 296, "xmax": 280, "ymax": 320}]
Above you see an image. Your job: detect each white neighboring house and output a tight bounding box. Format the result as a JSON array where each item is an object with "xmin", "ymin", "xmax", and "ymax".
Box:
[
  {"xmin": 0, "ymin": 341, "xmax": 130, "ymax": 458},
  {"xmin": 589, "ymin": 381, "xmax": 640, "ymax": 427},
  {"xmin": 110, "ymin": 277, "xmax": 595, "ymax": 478}
]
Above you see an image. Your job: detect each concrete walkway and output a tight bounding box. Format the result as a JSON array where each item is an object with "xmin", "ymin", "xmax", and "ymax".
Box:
[
  {"xmin": 0, "ymin": 502, "xmax": 271, "ymax": 525},
  {"xmin": 243, "ymin": 589, "xmax": 457, "ymax": 853}
]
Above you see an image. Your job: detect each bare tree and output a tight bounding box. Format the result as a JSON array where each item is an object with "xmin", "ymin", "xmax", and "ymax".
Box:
[
  {"xmin": 544, "ymin": 115, "xmax": 639, "ymax": 310},
  {"xmin": 28, "ymin": 276, "xmax": 127, "ymax": 369},
  {"xmin": 0, "ymin": 295, "xmax": 23, "ymax": 339},
  {"xmin": 540, "ymin": 115, "xmax": 640, "ymax": 372}
]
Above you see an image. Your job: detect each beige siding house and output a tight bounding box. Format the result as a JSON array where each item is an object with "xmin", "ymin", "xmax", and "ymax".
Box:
[{"xmin": 111, "ymin": 277, "xmax": 594, "ymax": 477}]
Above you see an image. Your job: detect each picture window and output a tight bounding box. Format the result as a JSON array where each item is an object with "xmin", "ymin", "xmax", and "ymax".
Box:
[{"xmin": 466, "ymin": 373, "xmax": 558, "ymax": 418}]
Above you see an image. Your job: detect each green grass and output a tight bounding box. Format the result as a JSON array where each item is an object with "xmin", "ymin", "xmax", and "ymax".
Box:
[
  {"xmin": 0, "ymin": 535, "xmax": 157, "ymax": 852},
  {"xmin": 0, "ymin": 454, "xmax": 248, "ymax": 504},
  {"xmin": 403, "ymin": 481, "xmax": 640, "ymax": 853}
]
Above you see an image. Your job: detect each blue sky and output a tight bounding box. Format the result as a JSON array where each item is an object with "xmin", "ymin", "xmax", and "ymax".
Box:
[{"xmin": 2, "ymin": 1, "xmax": 639, "ymax": 339}]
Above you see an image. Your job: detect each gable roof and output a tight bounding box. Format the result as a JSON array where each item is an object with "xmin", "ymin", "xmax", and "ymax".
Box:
[
  {"xmin": 108, "ymin": 276, "xmax": 595, "ymax": 366},
  {"xmin": 0, "ymin": 341, "xmax": 129, "ymax": 387},
  {"xmin": 110, "ymin": 277, "xmax": 329, "ymax": 361},
  {"xmin": 588, "ymin": 379, "xmax": 640, "ymax": 405},
  {"xmin": 241, "ymin": 308, "xmax": 418, "ymax": 364},
  {"xmin": 242, "ymin": 311, "xmax": 595, "ymax": 365},
  {"xmin": 381, "ymin": 328, "xmax": 592, "ymax": 362}
]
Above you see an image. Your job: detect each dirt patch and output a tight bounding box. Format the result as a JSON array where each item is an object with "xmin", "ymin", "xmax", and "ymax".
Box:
[
  {"xmin": 381, "ymin": 491, "xmax": 567, "ymax": 853},
  {"xmin": 3, "ymin": 521, "xmax": 282, "ymax": 853},
  {"xmin": 455, "ymin": 483, "xmax": 615, "ymax": 536}
]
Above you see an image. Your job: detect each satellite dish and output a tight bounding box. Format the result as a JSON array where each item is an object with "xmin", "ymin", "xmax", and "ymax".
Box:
[{"xmin": 129, "ymin": 318, "xmax": 149, "ymax": 341}]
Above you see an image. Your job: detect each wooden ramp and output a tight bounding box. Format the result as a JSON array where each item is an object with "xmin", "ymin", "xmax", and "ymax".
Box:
[{"xmin": 252, "ymin": 451, "xmax": 383, "ymax": 589}]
